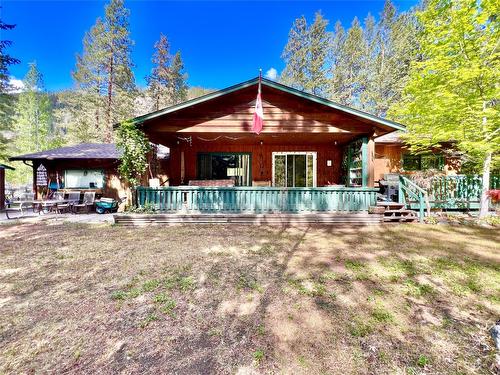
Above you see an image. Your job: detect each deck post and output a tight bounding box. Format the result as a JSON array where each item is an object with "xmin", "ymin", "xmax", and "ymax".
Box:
[
  {"xmin": 33, "ymin": 161, "xmax": 38, "ymax": 199},
  {"xmin": 0, "ymin": 168, "xmax": 4, "ymax": 210},
  {"xmin": 361, "ymin": 137, "xmax": 371, "ymax": 187},
  {"xmin": 367, "ymin": 137, "xmax": 375, "ymax": 187}
]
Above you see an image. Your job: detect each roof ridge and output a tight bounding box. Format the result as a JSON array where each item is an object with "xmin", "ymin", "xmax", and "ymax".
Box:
[
  {"xmin": 9, "ymin": 143, "xmax": 120, "ymax": 161},
  {"xmin": 117, "ymin": 76, "xmax": 405, "ymax": 132}
]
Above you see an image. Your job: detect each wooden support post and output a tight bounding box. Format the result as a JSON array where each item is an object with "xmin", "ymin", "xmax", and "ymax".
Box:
[
  {"xmin": 367, "ymin": 136, "xmax": 375, "ymax": 188},
  {"xmin": 0, "ymin": 168, "xmax": 5, "ymax": 211},
  {"xmin": 33, "ymin": 162, "xmax": 38, "ymax": 199},
  {"xmin": 361, "ymin": 136, "xmax": 375, "ymax": 188},
  {"xmin": 362, "ymin": 137, "xmax": 368, "ymax": 187}
]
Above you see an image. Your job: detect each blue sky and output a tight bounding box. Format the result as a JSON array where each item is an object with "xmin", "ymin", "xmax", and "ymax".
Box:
[{"xmin": 3, "ymin": 0, "xmax": 417, "ymax": 92}]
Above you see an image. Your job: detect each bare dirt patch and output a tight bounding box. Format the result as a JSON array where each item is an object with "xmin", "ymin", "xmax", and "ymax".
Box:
[{"xmin": 0, "ymin": 223, "xmax": 499, "ymax": 374}]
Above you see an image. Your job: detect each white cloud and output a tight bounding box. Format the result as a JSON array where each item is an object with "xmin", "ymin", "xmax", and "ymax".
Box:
[
  {"xmin": 8, "ymin": 77, "xmax": 24, "ymax": 93},
  {"xmin": 265, "ymin": 68, "xmax": 278, "ymax": 81}
]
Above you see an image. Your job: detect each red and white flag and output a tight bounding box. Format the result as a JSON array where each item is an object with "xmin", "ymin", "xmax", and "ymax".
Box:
[{"xmin": 252, "ymin": 72, "xmax": 264, "ymax": 134}]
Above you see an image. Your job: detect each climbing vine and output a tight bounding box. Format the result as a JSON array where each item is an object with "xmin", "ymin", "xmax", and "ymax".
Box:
[{"xmin": 116, "ymin": 120, "xmax": 151, "ymax": 187}]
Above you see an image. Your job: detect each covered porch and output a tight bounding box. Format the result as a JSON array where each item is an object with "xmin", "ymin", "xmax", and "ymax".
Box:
[{"xmin": 132, "ymin": 77, "xmax": 405, "ymax": 213}]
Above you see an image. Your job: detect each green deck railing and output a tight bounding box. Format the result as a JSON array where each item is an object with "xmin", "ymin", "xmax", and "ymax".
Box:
[
  {"xmin": 136, "ymin": 186, "xmax": 378, "ymax": 213},
  {"xmin": 404, "ymin": 175, "xmax": 499, "ymax": 210},
  {"xmin": 425, "ymin": 175, "xmax": 499, "ymax": 209},
  {"xmin": 398, "ymin": 175, "xmax": 428, "ymax": 222}
]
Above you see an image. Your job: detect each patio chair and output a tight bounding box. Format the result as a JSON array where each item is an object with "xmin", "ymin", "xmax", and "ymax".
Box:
[
  {"xmin": 55, "ymin": 191, "xmax": 80, "ymax": 214},
  {"xmin": 5, "ymin": 193, "xmax": 35, "ymax": 219},
  {"xmin": 67, "ymin": 191, "xmax": 81, "ymax": 205},
  {"xmin": 72, "ymin": 192, "xmax": 96, "ymax": 213},
  {"xmin": 46, "ymin": 191, "xmax": 68, "ymax": 214}
]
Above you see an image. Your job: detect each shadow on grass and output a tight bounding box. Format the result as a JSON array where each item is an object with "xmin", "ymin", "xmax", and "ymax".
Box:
[{"xmin": 0, "ymin": 222, "xmax": 498, "ymax": 374}]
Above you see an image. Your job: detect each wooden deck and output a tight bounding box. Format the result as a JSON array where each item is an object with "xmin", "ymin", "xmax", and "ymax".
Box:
[
  {"xmin": 113, "ymin": 212, "xmax": 384, "ymax": 226},
  {"xmin": 136, "ymin": 186, "xmax": 379, "ymax": 213}
]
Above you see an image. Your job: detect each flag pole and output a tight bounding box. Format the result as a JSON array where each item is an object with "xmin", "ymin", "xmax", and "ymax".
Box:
[{"xmin": 259, "ymin": 68, "xmax": 262, "ymax": 93}]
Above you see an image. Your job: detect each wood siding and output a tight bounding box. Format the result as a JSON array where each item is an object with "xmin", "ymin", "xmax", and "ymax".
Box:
[
  {"xmin": 168, "ymin": 141, "xmax": 342, "ymax": 187},
  {"xmin": 375, "ymin": 144, "xmax": 402, "ymax": 181},
  {"xmin": 143, "ymin": 85, "xmax": 380, "ymax": 146},
  {"xmin": 31, "ymin": 159, "xmax": 125, "ymax": 200},
  {"xmin": 375, "ymin": 144, "xmax": 462, "ymax": 181}
]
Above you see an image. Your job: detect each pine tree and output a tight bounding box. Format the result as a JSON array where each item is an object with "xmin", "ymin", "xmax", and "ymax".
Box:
[
  {"xmin": 305, "ymin": 12, "xmax": 330, "ymax": 96},
  {"xmin": 329, "ymin": 17, "xmax": 367, "ymax": 107},
  {"xmin": 361, "ymin": 0, "xmax": 417, "ymax": 116},
  {"xmin": 0, "ymin": 16, "xmax": 20, "ymax": 160},
  {"xmin": 147, "ymin": 33, "xmax": 171, "ymax": 111},
  {"xmin": 281, "ymin": 13, "xmax": 330, "ymax": 96},
  {"xmin": 169, "ymin": 51, "xmax": 188, "ymax": 105},
  {"xmin": 102, "ymin": 0, "xmax": 135, "ymax": 137},
  {"xmin": 188, "ymin": 86, "xmax": 214, "ymax": 99},
  {"xmin": 329, "ymin": 21, "xmax": 347, "ymax": 103},
  {"xmin": 73, "ymin": 0, "xmax": 135, "ymax": 142},
  {"xmin": 72, "ymin": 19, "xmax": 106, "ymax": 142},
  {"xmin": 280, "ymin": 16, "xmax": 309, "ymax": 91},
  {"xmin": 147, "ymin": 34, "xmax": 188, "ymax": 111}
]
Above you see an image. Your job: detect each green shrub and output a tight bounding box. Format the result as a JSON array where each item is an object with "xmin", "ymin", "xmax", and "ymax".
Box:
[
  {"xmin": 416, "ymin": 354, "xmax": 430, "ymax": 367},
  {"xmin": 253, "ymin": 349, "xmax": 265, "ymax": 364},
  {"xmin": 371, "ymin": 306, "xmax": 394, "ymax": 323},
  {"xmin": 349, "ymin": 318, "xmax": 374, "ymax": 337}
]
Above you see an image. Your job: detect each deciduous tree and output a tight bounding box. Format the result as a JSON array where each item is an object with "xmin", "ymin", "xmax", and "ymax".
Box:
[
  {"xmin": 389, "ymin": 0, "xmax": 499, "ymax": 217},
  {"xmin": 11, "ymin": 62, "xmax": 62, "ymax": 184},
  {"xmin": 14, "ymin": 62, "xmax": 59, "ymax": 153},
  {"xmin": 116, "ymin": 120, "xmax": 151, "ymax": 187}
]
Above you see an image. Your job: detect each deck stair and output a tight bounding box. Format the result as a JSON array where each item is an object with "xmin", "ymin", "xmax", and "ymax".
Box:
[
  {"xmin": 375, "ymin": 202, "xmax": 419, "ymax": 223},
  {"xmin": 113, "ymin": 212, "xmax": 384, "ymax": 226}
]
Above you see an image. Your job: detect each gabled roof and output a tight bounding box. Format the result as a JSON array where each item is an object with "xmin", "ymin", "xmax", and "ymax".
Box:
[
  {"xmin": 125, "ymin": 77, "xmax": 406, "ymax": 132},
  {"xmin": 9, "ymin": 143, "xmax": 121, "ymax": 161},
  {"xmin": 375, "ymin": 131, "xmax": 403, "ymax": 144}
]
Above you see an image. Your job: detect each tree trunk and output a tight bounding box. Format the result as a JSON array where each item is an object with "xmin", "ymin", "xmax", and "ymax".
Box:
[
  {"xmin": 106, "ymin": 52, "xmax": 114, "ymax": 143},
  {"xmin": 479, "ymin": 151, "xmax": 492, "ymax": 218},
  {"xmin": 95, "ymin": 70, "xmax": 101, "ymax": 134}
]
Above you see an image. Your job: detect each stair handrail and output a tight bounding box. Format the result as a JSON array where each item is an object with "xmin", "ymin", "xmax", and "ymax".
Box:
[{"xmin": 398, "ymin": 175, "xmax": 429, "ymax": 222}]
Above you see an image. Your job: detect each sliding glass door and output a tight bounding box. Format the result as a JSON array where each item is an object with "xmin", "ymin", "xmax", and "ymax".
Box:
[
  {"xmin": 197, "ymin": 153, "xmax": 251, "ymax": 186},
  {"xmin": 272, "ymin": 152, "xmax": 316, "ymax": 187}
]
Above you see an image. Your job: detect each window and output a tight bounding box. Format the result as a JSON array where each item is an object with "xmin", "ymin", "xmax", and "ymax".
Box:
[
  {"xmin": 197, "ymin": 153, "xmax": 251, "ymax": 186},
  {"xmin": 272, "ymin": 152, "xmax": 316, "ymax": 187},
  {"xmin": 64, "ymin": 169, "xmax": 105, "ymax": 189},
  {"xmin": 402, "ymin": 154, "xmax": 444, "ymax": 171}
]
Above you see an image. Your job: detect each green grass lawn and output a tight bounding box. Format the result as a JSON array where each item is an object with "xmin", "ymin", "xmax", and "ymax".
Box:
[{"xmin": 0, "ymin": 223, "xmax": 499, "ymax": 374}]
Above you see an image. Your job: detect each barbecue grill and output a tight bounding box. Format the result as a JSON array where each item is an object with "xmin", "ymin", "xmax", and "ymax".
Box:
[{"xmin": 379, "ymin": 174, "xmax": 399, "ymax": 202}]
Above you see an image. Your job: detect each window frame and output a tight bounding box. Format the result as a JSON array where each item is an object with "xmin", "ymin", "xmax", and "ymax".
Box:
[
  {"xmin": 271, "ymin": 151, "xmax": 317, "ymax": 187},
  {"xmin": 402, "ymin": 153, "xmax": 445, "ymax": 171},
  {"xmin": 196, "ymin": 152, "xmax": 252, "ymax": 186},
  {"xmin": 64, "ymin": 169, "xmax": 105, "ymax": 189}
]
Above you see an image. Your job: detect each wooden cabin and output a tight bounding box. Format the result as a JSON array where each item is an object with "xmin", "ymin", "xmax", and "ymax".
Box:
[
  {"xmin": 10, "ymin": 143, "xmax": 131, "ymax": 201},
  {"xmin": 8, "ymin": 78, "xmax": 481, "ymax": 216},
  {"xmin": 131, "ymin": 77, "xmax": 406, "ymax": 213}
]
